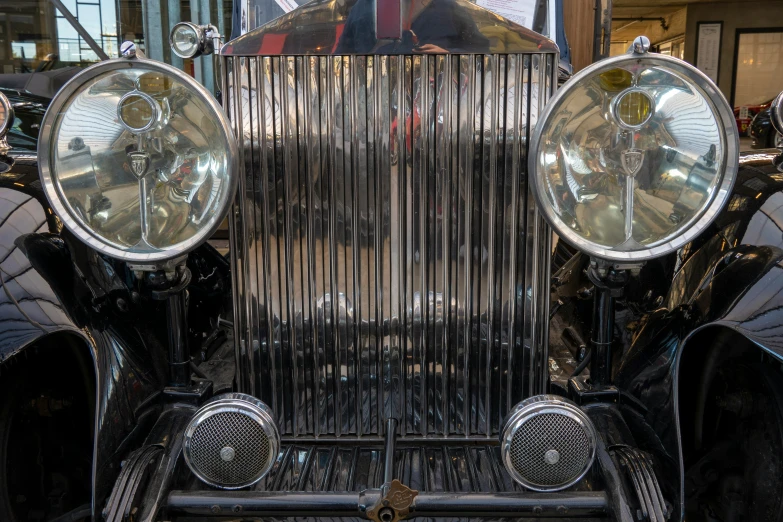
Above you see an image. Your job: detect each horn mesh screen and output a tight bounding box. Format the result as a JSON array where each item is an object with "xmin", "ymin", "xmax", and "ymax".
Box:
[
  {"xmin": 509, "ymin": 413, "xmax": 591, "ymax": 487},
  {"xmin": 188, "ymin": 411, "xmax": 271, "ymax": 486}
]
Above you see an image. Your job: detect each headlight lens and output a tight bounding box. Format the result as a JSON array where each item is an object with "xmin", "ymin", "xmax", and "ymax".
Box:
[
  {"xmin": 39, "ymin": 58, "xmax": 237, "ymax": 263},
  {"xmin": 530, "ymin": 53, "xmax": 738, "ymax": 261}
]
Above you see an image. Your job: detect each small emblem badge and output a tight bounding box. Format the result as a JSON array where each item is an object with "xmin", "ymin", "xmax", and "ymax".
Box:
[
  {"xmin": 621, "ymin": 148, "xmax": 644, "ymax": 177},
  {"xmin": 128, "ymin": 150, "xmax": 151, "ymax": 179},
  {"xmin": 366, "ymin": 479, "xmax": 419, "ymax": 522}
]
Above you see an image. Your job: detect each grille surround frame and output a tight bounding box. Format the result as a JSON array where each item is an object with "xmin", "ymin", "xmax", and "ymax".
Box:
[
  {"xmin": 183, "ymin": 392, "xmax": 280, "ymax": 489},
  {"xmin": 500, "ymin": 395, "xmax": 596, "ymax": 492}
]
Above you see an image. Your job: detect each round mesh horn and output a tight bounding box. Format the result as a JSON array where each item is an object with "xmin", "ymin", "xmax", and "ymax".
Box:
[
  {"xmin": 500, "ymin": 395, "xmax": 596, "ymax": 491},
  {"xmin": 183, "ymin": 393, "xmax": 279, "ymax": 489}
]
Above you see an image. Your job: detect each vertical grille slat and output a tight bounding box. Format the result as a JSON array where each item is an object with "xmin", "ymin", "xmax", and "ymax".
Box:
[{"xmin": 227, "ymin": 52, "xmax": 553, "ymax": 439}]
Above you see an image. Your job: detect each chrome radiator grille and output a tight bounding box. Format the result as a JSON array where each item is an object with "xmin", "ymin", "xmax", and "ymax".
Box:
[{"xmin": 225, "ymin": 52, "xmax": 554, "ymax": 439}]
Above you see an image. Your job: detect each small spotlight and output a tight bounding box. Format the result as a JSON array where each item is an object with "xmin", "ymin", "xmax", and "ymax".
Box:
[{"xmin": 170, "ymin": 22, "xmax": 215, "ymax": 59}]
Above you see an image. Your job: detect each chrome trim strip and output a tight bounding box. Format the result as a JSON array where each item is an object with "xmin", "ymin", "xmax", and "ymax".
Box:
[{"xmin": 226, "ymin": 53, "xmax": 554, "ymax": 438}]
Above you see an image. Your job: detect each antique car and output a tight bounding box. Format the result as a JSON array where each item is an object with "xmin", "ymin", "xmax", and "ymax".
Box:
[
  {"xmin": 2, "ymin": 0, "xmax": 783, "ymax": 521},
  {"xmin": 733, "ymin": 98, "xmax": 772, "ymax": 137},
  {"xmin": 750, "ymin": 104, "xmax": 783, "ymax": 149}
]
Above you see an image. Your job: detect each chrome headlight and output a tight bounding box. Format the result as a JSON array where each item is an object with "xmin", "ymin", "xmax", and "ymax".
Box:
[
  {"xmin": 0, "ymin": 91, "xmax": 14, "ymax": 149},
  {"xmin": 771, "ymin": 90, "xmax": 783, "ymax": 137},
  {"xmin": 38, "ymin": 54, "xmax": 237, "ymax": 264},
  {"xmin": 530, "ymin": 48, "xmax": 739, "ymax": 262}
]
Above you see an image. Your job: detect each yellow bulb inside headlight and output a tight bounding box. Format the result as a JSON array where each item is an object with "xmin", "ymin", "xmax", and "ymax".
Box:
[
  {"xmin": 38, "ymin": 57, "xmax": 238, "ymax": 263},
  {"xmin": 615, "ymin": 89, "xmax": 653, "ymax": 128},
  {"xmin": 530, "ymin": 53, "xmax": 739, "ymax": 262}
]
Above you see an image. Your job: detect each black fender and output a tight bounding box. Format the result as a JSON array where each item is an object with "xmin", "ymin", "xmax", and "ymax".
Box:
[
  {"xmin": 613, "ymin": 149, "xmax": 783, "ymax": 521},
  {"xmin": 0, "ymin": 156, "xmax": 167, "ymax": 516}
]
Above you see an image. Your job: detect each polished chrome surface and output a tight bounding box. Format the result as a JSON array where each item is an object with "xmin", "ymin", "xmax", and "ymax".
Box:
[
  {"xmin": 529, "ymin": 53, "xmax": 739, "ymax": 263},
  {"xmin": 37, "ymin": 57, "xmax": 238, "ymax": 263},
  {"xmin": 221, "ymin": 0, "xmax": 558, "ymax": 56},
  {"xmin": 226, "ymin": 50, "xmax": 554, "ymax": 439},
  {"xmin": 629, "ymin": 35, "xmax": 651, "ymax": 55},
  {"xmin": 183, "ymin": 393, "xmax": 280, "ymax": 489},
  {"xmin": 500, "ymin": 395, "xmax": 596, "ymax": 491},
  {"xmin": 120, "ymin": 41, "xmax": 137, "ymax": 58}
]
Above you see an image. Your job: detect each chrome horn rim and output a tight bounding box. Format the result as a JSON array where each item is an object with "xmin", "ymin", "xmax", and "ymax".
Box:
[
  {"xmin": 500, "ymin": 395, "xmax": 597, "ymax": 492},
  {"xmin": 183, "ymin": 392, "xmax": 280, "ymax": 489}
]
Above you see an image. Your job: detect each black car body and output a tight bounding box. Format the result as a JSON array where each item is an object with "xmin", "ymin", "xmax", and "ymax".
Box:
[
  {"xmin": 2, "ymin": 3, "xmax": 783, "ymax": 522},
  {"xmin": 750, "ymin": 105, "xmax": 783, "ymax": 149}
]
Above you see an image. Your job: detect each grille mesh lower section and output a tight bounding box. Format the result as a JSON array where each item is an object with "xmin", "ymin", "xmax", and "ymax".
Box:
[
  {"xmin": 509, "ymin": 413, "xmax": 590, "ymax": 488},
  {"xmin": 188, "ymin": 411, "xmax": 271, "ymax": 487}
]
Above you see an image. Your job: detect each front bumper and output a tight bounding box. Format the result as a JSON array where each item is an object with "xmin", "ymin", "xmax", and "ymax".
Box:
[
  {"xmin": 105, "ymin": 401, "xmax": 669, "ymax": 522},
  {"xmin": 166, "ymin": 489, "xmax": 610, "ymax": 518}
]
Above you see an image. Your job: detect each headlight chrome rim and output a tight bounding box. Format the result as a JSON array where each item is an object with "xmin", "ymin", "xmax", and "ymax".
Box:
[
  {"xmin": 529, "ymin": 52, "xmax": 739, "ymax": 263},
  {"xmin": 38, "ymin": 56, "xmax": 239, "ymax": 263}
]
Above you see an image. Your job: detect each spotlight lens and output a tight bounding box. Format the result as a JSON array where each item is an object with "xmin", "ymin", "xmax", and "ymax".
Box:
[
  {"xmin": 171, "ymin": 23, "xmax": 200, "ymax": 58},
  {"xmin": 118, "ymin": 93, "xmax": 157, "ymax": 132}
]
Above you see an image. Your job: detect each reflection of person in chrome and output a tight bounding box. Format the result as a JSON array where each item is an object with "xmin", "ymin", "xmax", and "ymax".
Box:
[{"xmin": 336, "ymin": 0, "xmax": 490, "ymax": 54}]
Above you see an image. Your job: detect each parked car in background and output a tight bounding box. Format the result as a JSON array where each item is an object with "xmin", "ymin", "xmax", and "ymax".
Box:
[
  {"xmin": 734, "ymin": 99, "xmax": 772, "ymax": 136},
  {"xmin": 750, "ymin": 105, "xmax": 783, "ymax": 148},
  {"xmin": 0, "ymin": 87, "xmax": 48, "ymax": 151}
]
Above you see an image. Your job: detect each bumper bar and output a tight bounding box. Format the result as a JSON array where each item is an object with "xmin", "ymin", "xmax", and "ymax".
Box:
[{"xmin": 166, "ymin": 490, "xmax": 609, "ymax": 517}]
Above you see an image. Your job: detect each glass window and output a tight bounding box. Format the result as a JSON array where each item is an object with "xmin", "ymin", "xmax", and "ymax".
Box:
[{"xmin": 0, "ymin": 0, "xmax": 232, "ymax": 99}]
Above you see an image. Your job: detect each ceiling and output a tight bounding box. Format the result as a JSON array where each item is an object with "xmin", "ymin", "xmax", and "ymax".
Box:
[
  {"xmin": 611, "ymin": 0, "xmax": 781, "ymax": 43},
  {"xmin": 611, "ymin": 4, "xmax": 685, "ymax": 46}
]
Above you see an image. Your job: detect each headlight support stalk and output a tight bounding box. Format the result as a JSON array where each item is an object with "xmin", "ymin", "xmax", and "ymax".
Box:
[
  {"xmin": 142, "ymin": 263, "xmax": 193, "ymax": 387},
  {"xmin": 571, "ymin": 258, "xmax": 635, "ymax": 396}
]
